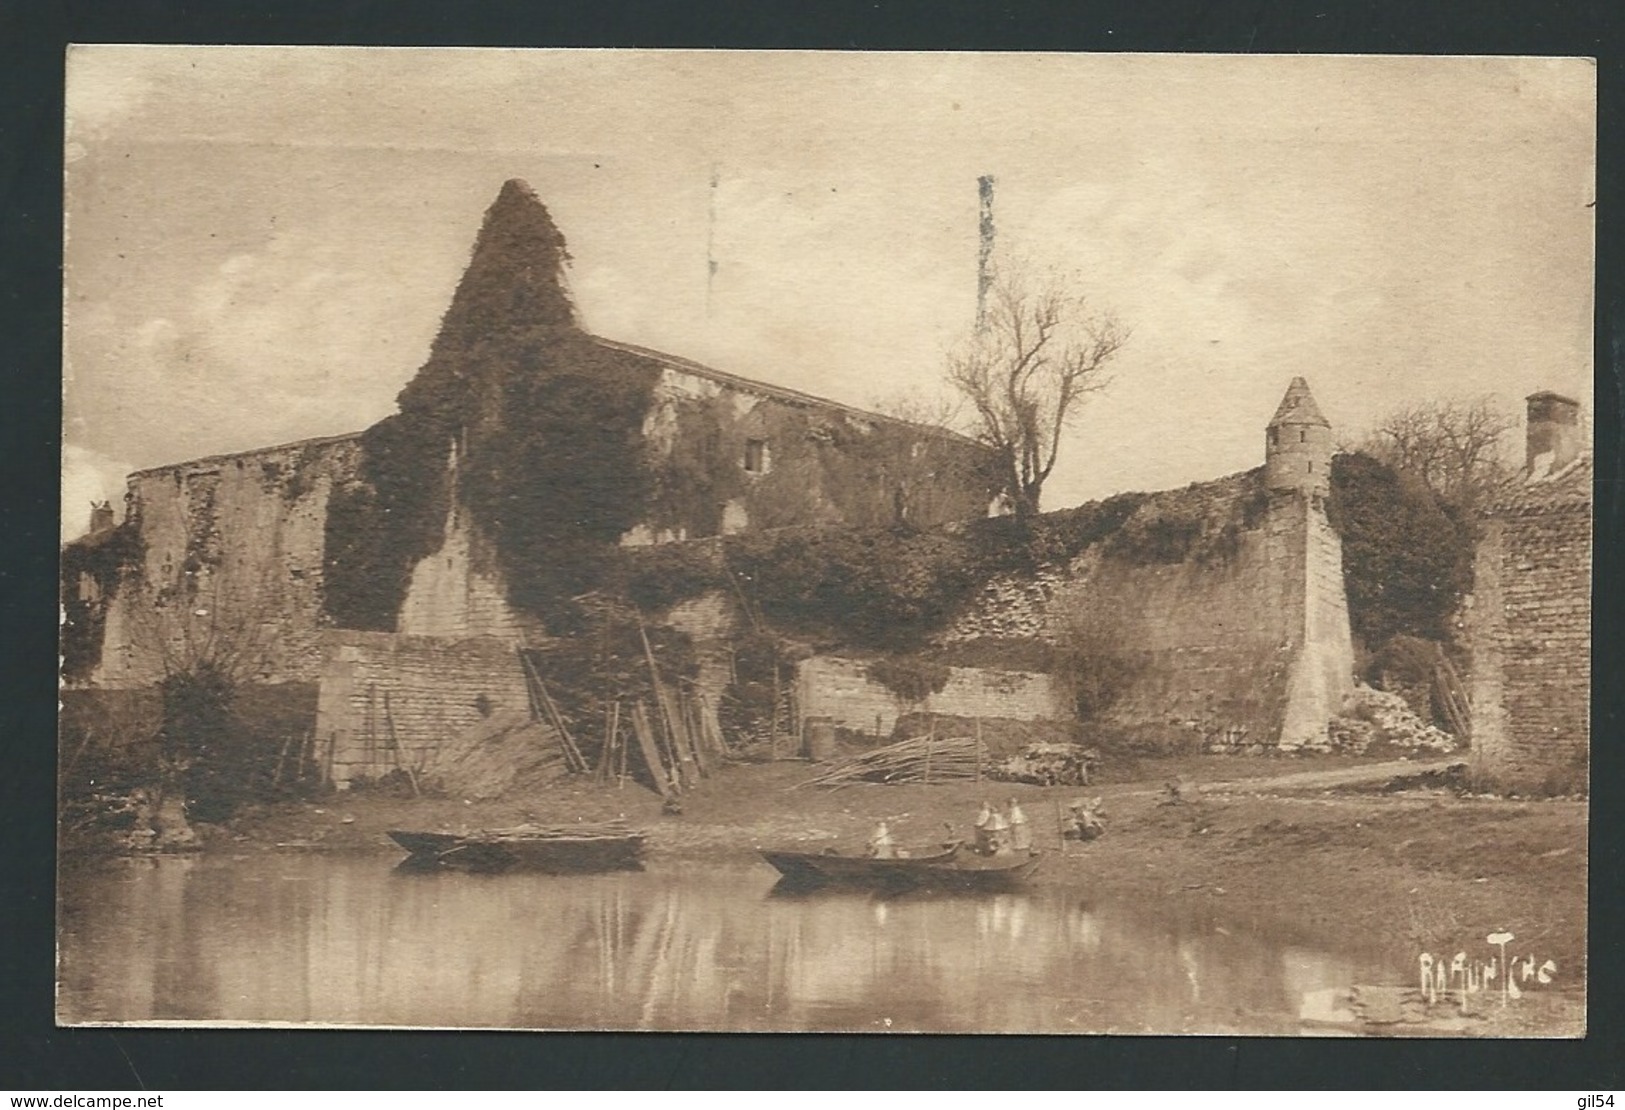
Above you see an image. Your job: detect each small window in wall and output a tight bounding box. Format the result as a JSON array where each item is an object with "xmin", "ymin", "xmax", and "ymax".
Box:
[
  {"xmin": 744, "ymin": 438, "xmax": 770, "ymax": 474},
  {"xmin": 1268, "ymin": 427, "xmax": 1278, "ymax": 447},
  {"xmin": 1299, "ymin": 429, "xmax": 1306, "ymax": 443},
  {"xmin": 1307, "ymin": 461, "xmax": 1313, "ymax": 473}
]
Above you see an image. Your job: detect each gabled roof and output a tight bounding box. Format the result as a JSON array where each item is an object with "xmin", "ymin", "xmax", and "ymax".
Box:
[
  {"xmin": 1268, "ymin": 377, "xmax": 1330, "ymax": 428},
  {"xmin": 590, "ymin": 335, "xmax": 989, "ymax": 450},
  {"xmin": 1494, "ymin": 452, "xmax": 1594, "ymax": 515}
]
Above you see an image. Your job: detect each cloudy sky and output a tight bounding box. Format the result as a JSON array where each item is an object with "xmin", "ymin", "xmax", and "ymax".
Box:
[{"xmin": 63, "ymin": 48, "xmax": 1595, "ymax": 541}]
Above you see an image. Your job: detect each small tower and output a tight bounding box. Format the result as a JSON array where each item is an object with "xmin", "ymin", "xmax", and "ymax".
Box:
[
  {"xmin": 1265, "ymin": 377, "xmax": 1332, "ymax": 498},
  {"xmin": 88, "ymin": 500, "xmax": 115, "ymax": 535}
]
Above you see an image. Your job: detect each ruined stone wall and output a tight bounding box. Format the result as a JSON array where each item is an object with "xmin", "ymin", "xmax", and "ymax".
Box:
[
  {"xmin": 796, "ymin": 655, "xmax": 1070, "ymax": 740},
  {"xmin": 1469, "ymin": 490, "xmax": 1591, "ymax": 790},
  {"xmin": 397, "ymin": 499, "xmax": 537, "ymax": 642},
  {"xmin": 93, "ymin": 435, "xmax": 361, "ymax": 688},
  {"xmin": 313, "ymin": 631, "xmax": 532, "ymax": 786},
  {"xmin": 944, "ymin": 483, "xmax": 1354, "ymax": 751}
]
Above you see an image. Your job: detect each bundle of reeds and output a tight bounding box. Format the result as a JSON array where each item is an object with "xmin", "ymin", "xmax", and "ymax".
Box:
[
  {"xmin": 796, "ymin": 733, "xmax": 988, "ymax": 789},
  {"xmin": 479, "ymin": 819, "xmax": 634, "ymax": 841}
]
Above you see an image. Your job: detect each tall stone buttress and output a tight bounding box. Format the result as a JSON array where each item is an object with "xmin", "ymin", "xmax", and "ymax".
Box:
[{"xmin": 1268, "ymin": 377, "xmax": 1356, "ymax": 750}]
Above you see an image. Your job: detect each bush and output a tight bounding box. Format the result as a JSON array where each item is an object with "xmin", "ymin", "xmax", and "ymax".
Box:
[
  {"xmin": 60, "ymin": 520, "xmax": 145, "ymax": 682},
  {"xmin": 1329, "ymin": 452, "xmax": 1473, "ymax": 650},
  {"xmin": 1053, "ymin": 614, "xmax": 1144, "ymax": 720},
  {"xmin": 618, "ymin": 540, "xmax": 728, "ymax": 612},
  {"xmin": 865, "ymin": 657, "xmax": 952, "ymax": 703}
]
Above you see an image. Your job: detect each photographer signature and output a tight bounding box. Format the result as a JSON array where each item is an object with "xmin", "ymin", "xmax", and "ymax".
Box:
[{"xmin": 1418, "ymin": 932, "xmax": 1556, "ymax": 1008}]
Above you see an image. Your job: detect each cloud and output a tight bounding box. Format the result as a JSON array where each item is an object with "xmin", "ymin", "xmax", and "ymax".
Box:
[{"xmin": 70, "ymin": 224, "xmax": 446, "ymax": 469}]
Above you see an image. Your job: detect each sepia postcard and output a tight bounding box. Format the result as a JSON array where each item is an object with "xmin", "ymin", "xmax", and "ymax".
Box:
[{"xmin": 59, "ymin": 47, "xmax": 1594, "ymax": 1035}]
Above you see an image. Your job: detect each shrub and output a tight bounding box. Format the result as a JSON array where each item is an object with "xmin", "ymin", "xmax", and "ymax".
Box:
[
  {"xmin": 1329, "ymin": 452, "xmax": 1473, "ymax": 650},
  {"xmin": 865, "ymin": 657, "xmax": 953, "ymax": 703},
  {"xmin": 60, "ymin": 520, "xmax": 145, "ymax": 682},
  {"xmin": 618, "ymin": 540, "xmax": 729, "ymax": 613},
  {"xmin": 1052, "ymin": 614, "xmax": 1144, "ymax": 720}
]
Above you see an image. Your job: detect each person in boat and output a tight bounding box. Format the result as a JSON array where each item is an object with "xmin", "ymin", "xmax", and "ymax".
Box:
[
  {"xmin": 868, "ymin": 820, "xmax": 896, "ymax": 859},
  {"xmin": 1007, "ymin": 798, "xmax": 1032, "ymax": 852},
  {"xmin": 981, "ymin": 810, "xmax": 1011, "ymax": 856},
  {"xmin": 973, "ymin": 801, "xmax": 996, "ymax": 855}
]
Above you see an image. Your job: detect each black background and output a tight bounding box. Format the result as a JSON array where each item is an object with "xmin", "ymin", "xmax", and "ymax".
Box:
[{"xmin": 2, "ymin": 0, "xmax": 1621, "ymax": 1090}]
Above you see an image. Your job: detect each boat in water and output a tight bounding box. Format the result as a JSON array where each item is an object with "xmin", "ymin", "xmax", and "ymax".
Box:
[
  {"xmin": 389, "ymin": 822, "xmax": 647, "ymax": 873},
  {"xmin": 760, "ymin": 842, "xmax": 1041, "ymax": 891}
]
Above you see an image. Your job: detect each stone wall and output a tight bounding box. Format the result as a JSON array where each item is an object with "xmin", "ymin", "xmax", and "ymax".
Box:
[
  {"xmin": 944, "ymin": 480, "xmax": 1354, "ymax": 751},
  {"xmin": 92, "ymin": 435, "xmax": 361, "ymax": 688},
  {"xmin": 796, "ymin": 655, "xmax": 1070, "ymax": 740},
  {"xmin": 1468, "ymin": 461, "xmax": 1591, "ymax": 790},
  {"xmin": 313, "ymin": 631, "xmax": 532, "ymax": 786},
  {"xmin": 398, "ymin": 497, "xmax": 536, "ymax": 643},
  {"xmin": 620, "ymin": 345, "xmax": 997, "ymax": 543}
]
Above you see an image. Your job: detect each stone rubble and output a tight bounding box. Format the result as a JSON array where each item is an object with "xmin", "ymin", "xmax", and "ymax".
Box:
[{"xmin": 1325, "ymin": 685, "xmax": 1458, "ymax": 755}]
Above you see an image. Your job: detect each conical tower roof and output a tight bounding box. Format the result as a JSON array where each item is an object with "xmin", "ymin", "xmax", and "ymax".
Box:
[{"xmin": 1268, "ymin": 377, "xmax": 1329, "ymax": 428}]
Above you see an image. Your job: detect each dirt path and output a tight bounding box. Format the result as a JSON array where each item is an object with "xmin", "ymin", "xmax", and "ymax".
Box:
[{"xmin": 1192, "ymin": 756, "xmax": 1461, "ymax": 795}]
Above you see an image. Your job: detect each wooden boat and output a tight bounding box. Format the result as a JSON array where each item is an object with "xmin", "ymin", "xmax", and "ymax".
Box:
[
  {"xmin": 388, "ymin": 823, "xmax": 647, "ymax": 873},
  {"xmin": 387, "ymin": 830, "xmax": 464, "ymax": 858},
  {"xmin": 760, "ymin": 842, "xmax": 1041, "ymax": 891}
]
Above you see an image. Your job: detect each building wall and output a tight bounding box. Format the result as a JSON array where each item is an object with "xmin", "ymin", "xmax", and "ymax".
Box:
[
  {"xmin": 92, "ymin": 436, "xmax": 361, "ymax": 688},
  {"xmin": 796, "ymin": 655, "xmax": 1070, "ymax": 740},
  {"xmin": 1468, "ymin": 494, "xmax": 1591, "ymax": 789},
  {"xmin": 73, "ymin": 348, "xmax": 991, "ymax": 682},
  {"xmin": 626, "ymin": 356, "xmax": 996, "ymax": 544},
  {"xmin": 397, "ymin": 498, "xmax": 535, "ymax": 642},
  {"xmin": 313, "ymin": 630, "xmax": 532, "ymax": 786}
]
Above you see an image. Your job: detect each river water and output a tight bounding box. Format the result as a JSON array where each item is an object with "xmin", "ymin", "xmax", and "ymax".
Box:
[{"xmin": 57, "ymin": 854, "xmax": 1389, "ymax": 1033}]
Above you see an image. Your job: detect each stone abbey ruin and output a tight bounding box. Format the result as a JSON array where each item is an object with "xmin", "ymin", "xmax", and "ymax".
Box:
[{"xmin": 61, "ymin": 179, "xmax": 1590, "ymax": 799}]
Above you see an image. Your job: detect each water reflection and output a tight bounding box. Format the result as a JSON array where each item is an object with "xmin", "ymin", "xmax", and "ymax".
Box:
[{"xmin": 58, "ymin": 855, "xmax": 1382, "ymax": 1032}]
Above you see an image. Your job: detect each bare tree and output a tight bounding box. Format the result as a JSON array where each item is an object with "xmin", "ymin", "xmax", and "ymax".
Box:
[
  {"xmin": 1360, "ymin": 396, "xmax": 1517, "ymax": 512},
  {"xmin": 866, "ymin": 388, "xmax": 990, "ymax": 525},
  {"xmin": 946, "ymin": 263, "xmax": 1127, "ymax": 521},
  {"xmin": 871, "ymin": 386, "xmax": 966, "ymax": 433}
]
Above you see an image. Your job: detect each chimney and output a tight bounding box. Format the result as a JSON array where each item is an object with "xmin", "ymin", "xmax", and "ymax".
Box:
[
  {"xmin": 1525, "ymin": 391, "xmax": 1581, "ymax": 475},
  {"xmin": 88, "ymin": 500, "xmax": 115, "ymax": 535}
]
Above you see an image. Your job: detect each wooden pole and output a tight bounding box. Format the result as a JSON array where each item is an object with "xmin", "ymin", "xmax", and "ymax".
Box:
[
  {"xmin": 631, "ymin": 701, "xmax": 676, "ymax": 798},
  {"xmin": 364, "ymin": 683, "xmax": 377, "ymax": 775},
  {"xmin": 770, "ymin": 642, "xmax": 781, "ymax": 761},
  {"xmin": 615, "ymin": 703, "xmax": 626, "ymax": 788},
  {"xmin": 975, "ymin": 717, "xmax": 983, "ymax": 784},
  {"xmin": 521, "ymin": 652, "xmax": 588, "ymax": 773},
  {"xmin": 596, "ymin": 701, "xmax": 620, "ymax": 783},
  {"xmin": 382, "ymin": 689, "xmax": 420, "ymax": 797},
  {"xmin": 1054, "ymin": 798, "xmax": 1068, "ymax": 856},
  {"xmin": 617, "ymin": 701, "xmax": 629, "ymax": 788},
  {"xmin": 924, "ymin": 716, "xmax": 934, "ymax": 785},
  {"xmin": 272, "ymin": 732, "xmax": 295, "ymax": 786},
  {"xmin": 638, "ymin": 620, "xmax": 692, "ymax": 786}
]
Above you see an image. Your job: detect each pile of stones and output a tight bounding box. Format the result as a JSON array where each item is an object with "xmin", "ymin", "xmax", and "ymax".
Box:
[{"xmin": 1327, "ymin": 685, "xmax": 1458, "ymax": 755}]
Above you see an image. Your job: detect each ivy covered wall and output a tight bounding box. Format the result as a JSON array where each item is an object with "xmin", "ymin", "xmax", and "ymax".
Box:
[{"xmin": 320, "ymin": 178, "xmax": 999, "ymax": 636}]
